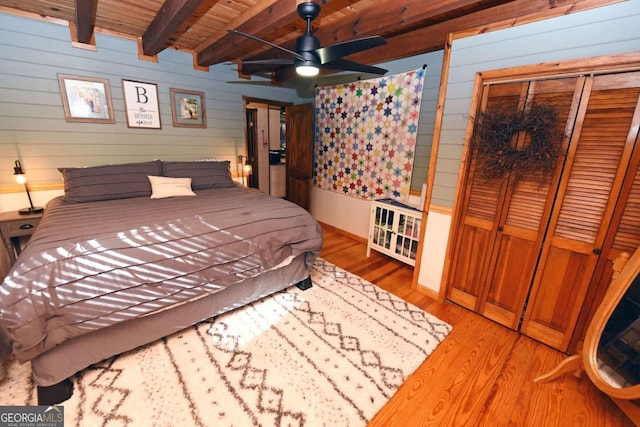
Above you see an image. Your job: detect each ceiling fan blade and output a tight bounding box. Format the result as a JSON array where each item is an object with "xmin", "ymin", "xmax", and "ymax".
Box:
[
  {"xmin": 232, "ymin": 58, "xmax": 295, "ymax": 76},
  {"xmin": 226, "ymin": 81, "xmax": 277, "ymax": 86},
  {"xmin": 227, "ymin": 29, "xmax": 305, "ymax": 62},
  {"xmin": 321, "ymin": 58, "xmax": 387, "ymax": 75},
  {"xmin": 228, "ymin": 58, "xmax": 295, "ymax": 66},
  {"xmin": 316, "ymin": 36, "xmax": 387, "ymax": 65}
]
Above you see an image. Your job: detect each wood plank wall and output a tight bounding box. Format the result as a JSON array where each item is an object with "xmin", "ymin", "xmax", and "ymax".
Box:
[
  {"xmin": 0, "ymin": 13, "xmax": 302, "ymax": 190},
  {"xmin": 433, "ymin": 0, "xmax": 640, "ymax": 208},
  {"xmin": 0, "ymin": 11, "xmax": 441, "ymax": 196}
]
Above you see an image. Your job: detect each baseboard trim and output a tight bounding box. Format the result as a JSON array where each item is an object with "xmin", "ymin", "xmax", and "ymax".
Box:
[
  {"xmin": 317, "ymin": 221, "xmax": 368, "ymax": 245},
  {"xmin": 416, "ymin": 284, "xmax": 439, "ymax": 300}
]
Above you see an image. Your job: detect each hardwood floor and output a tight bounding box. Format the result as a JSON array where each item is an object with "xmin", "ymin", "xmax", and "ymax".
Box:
[{"xmin": 319, "ymin": 223, "xmax": 635, "ymax": 427}]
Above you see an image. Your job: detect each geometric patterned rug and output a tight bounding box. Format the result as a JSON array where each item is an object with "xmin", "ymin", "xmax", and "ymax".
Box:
[{"xmin": 0, "ymin": 258, "xmax": 451, "ymax": 426}]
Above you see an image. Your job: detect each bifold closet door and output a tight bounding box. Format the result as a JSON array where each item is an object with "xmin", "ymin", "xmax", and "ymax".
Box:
[
  {"xmin": 570, "ymin": 124, "xmax": 640, "ymax": 352},
  {"xmin": 444, "ymin": 82, "xmax": 521, "ymax": 313},
  {"xmin": 447, "ymin": 70, "xmax": 640, "ymax": 352},
  {"xmin": 446, "ymin": 77, "xmax": 583, "ymax": 329},
  {"xmin": 521, "ymin": 72, "xmax": 640, "ymax": 351}
]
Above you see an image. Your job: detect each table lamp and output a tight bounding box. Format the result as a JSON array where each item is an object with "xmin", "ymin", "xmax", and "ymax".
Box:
[{"xmin": 13, "ymin": 160, "xmax": 44, "ymax": 215}]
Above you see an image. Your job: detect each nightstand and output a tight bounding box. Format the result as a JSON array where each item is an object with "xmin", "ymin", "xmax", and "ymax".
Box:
[{"xmin": 0, "ymin": 210, "xmax": 43, "ymax": 263}]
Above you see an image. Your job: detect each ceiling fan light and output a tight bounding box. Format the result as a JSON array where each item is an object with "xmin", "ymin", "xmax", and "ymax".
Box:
[{"xmin": 296, "ymin": 65, "xmax": 319, "ymax": 76}]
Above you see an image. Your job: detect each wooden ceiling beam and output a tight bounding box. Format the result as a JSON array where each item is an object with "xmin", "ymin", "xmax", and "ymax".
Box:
[
  {"xmin": 2, "ymin": 0, "xmax": 623, "ymax": 74},
  {"xmin": 315, "ymin": 0, "xmax": 513, "ymax": 44},
  {"xmin": 197, "ymin": 0, "xmax": 301, "ymax": 66},
  {"xmin": 73, "ymin": 0, "xmax": 95, "ymax": 44},
  {"xmin": 262, "ymin": 0, "xmax": 615, "ymax": 83},
  {"xmin": 142, "ymin": 0, "xmax": 208, "ymax": 57},
  {"xmin": 239, "ymin": 0, "xmax": 513, "ymax": 76},
  {"xmin": 197, "ymin": 0, "xmax": 358, "ymax": 66},
  {"xmin": 344, "ymin": 0, "xmax": 623, "ymax": 67}
]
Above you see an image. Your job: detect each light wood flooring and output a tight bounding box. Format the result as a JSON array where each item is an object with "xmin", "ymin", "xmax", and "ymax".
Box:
[{"xmin": 319, "ymin": 223, "xmax": 635, "ymax": 427}]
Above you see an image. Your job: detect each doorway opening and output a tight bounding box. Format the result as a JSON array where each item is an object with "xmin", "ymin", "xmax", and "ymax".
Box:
[{"xmin": 244, "ymin": 97, "xmax": 291, "ymax": 197}]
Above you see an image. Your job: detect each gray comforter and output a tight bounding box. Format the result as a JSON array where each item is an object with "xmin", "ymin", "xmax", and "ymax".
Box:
[{"xmin": 0, "ymin": 186, "xmax": 323, "ymax": 363}]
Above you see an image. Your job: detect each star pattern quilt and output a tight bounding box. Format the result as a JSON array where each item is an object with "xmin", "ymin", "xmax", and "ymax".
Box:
[{"xmin": 314, "ymin": 69, "xmax": 426, "ymax": 201}]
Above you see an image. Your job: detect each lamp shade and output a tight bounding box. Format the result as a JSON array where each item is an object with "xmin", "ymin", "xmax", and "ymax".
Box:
[{"xmin": 13, "ymin": 160, "xmax": 26, "ymax": 184}]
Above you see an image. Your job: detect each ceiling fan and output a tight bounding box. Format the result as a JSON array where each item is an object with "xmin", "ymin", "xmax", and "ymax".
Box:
[{"xmin": 228, "ymin": 2, "xmax": 388, "ymax": 77}]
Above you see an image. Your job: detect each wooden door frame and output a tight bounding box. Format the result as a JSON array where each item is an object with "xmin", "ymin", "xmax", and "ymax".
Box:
[
  {"xmin": 245, "ymin": 107, "xmax": 258, "ymax": 188},
  {"xmin": 243, "ymin": 97, "xmax": 292, "ymax": 191},
  {"xmin": 439, "ymin": 52, "xmax": 640, "ymax": 303}
]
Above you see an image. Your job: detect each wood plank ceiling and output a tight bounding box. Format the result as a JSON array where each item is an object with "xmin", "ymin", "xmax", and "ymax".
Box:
[{"xmin": 0, "ymin": 0, "xmax": 624, "ymax": 83}]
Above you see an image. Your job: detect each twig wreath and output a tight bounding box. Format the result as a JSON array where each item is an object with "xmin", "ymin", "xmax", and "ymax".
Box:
[{"xmin": 472, "ymin": 102, "xmax": 562, "ymax": 181}]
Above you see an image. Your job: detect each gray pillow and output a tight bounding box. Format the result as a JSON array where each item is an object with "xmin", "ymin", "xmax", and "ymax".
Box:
[
  {"xmin": 59, "ymin": 160, "xmax": 162, "ymax": 203},
  {"xmin": 161, "ymin": 160, "xmax": 234, "ymax": 190}
]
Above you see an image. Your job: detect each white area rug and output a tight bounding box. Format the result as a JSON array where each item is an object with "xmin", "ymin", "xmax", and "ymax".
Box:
[{"xmin": 1, "ymin": 258, "xmax": 451, "ymax": 426}]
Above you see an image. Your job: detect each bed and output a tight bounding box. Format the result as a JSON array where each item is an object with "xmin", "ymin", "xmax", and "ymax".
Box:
[{"xmin": 0, "ymin": 160, "xmax": 323, "ymax": 403}]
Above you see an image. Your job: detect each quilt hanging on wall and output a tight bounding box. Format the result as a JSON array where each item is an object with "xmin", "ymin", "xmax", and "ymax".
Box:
[{"xmin": 314, "ymin": 68, "xmax": 426, "ymax": 201}]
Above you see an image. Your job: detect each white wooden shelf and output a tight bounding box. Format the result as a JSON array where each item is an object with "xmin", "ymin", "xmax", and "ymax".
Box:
[{"xmin": 367, "ymin": 198, "xmax": 422, "ymax": 266}]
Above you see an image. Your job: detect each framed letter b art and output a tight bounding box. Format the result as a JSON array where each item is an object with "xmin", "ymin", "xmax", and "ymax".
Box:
[
  {"xmin": 122, "ymin": 79, "xmax": 161, "ymax": 129},
  {"xmin": 57, "ymin": 74, "xmax": 115, "ymax": 123}
]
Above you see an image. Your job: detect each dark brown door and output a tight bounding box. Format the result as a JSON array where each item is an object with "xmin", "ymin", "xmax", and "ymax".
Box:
[
  {"xmin": 245, "ymin": 108, "xmax": 258, "ymax": 188},
  {"xmin": 285, "ymin": 103, "xmax": 314, "ymax": 210}
]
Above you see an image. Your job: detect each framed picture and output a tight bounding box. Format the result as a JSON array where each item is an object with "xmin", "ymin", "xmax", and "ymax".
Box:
[
  {"xmin": 169, "ymin": 88, "xmax": 206, "ymax": 128},
  {"xmin": 122, "ymin": 79, "xmax": 161, "ymax": 129},
  {"xmin": 57, "ymin": 74, "xmax": 115, "ymax": 123}
]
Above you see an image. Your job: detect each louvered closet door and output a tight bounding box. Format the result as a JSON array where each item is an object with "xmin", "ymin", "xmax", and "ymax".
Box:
[
  {"xmin": 446, "ymin": 78, "xmax": 582, "ymax": 327},
  {"xmin": 446, "ymin": 82, "xmax": 525, "ymax": 313},
  {"xmin": 478, "ymin": 78, "xmax": 584, "ymax": 329},
  {"xmin": 521, "ymin": 72, "xmax": 640, "ymax": 351},
  {"xmin": 571, "ymin": 123, "xmax": 640, "ymax": 352}
]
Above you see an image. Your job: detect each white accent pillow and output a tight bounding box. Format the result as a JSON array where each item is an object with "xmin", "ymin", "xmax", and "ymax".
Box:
[{"xmin": 148, "ymin": 175, "xmax": 196, "ymax": 199}]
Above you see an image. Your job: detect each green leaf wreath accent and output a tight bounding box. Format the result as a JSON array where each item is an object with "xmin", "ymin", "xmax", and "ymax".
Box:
[{"xmin": 472, "ymin": 102, "xmax": 562, "ymax": 181}]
